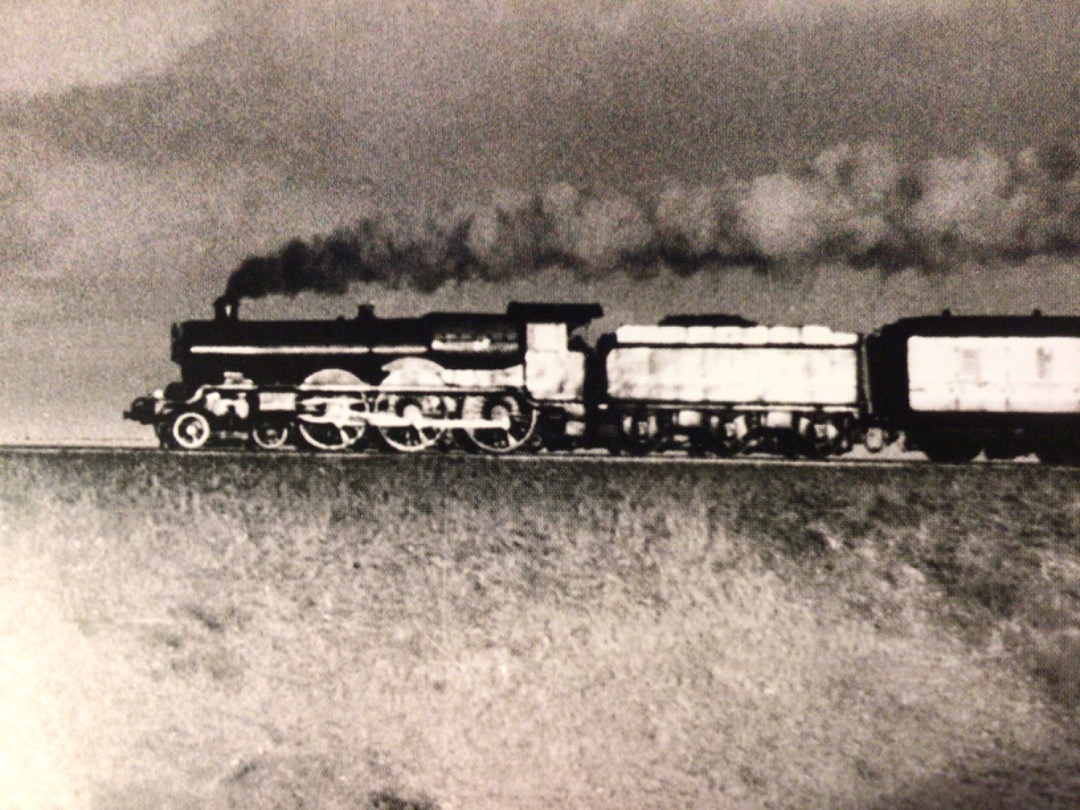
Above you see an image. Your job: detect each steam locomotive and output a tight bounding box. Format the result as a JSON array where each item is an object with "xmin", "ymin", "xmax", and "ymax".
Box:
[{"xmin": 125, "ymin": 298, "xmax": 1080, "ymax": 463}]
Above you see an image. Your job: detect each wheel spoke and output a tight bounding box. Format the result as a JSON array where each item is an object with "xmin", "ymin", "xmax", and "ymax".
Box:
[
  {"xmin": 296, "ymin": 369, "xmax": 369, "ymax": 452},
  {"xmin": 375, "ymin": 393, "xmax": 446, "ymax": 452},
  {"xmin": 464, "ymin": 394, "xmax": 537, "ymax": 454},
  {"xmin": 169, "ymin": 411, "xmax": 211, "ymax": 450},
  {"xmin": 297, "ymin": 421, "xmax": 364, "ymax": 451},
  {"xmin": 296, "ymin": 397, "xmax": 368, "ymax": 450},
  {"xmin": 251, "ymin": 421, "xmax": 290, "ymax": 450}
]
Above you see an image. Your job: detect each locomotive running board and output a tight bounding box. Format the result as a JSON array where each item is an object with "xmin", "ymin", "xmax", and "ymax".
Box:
[
  {"xmin": 294, "ymin": 384, "xmax": 514, "ymax": 395},
  {"xmin": 297, "ymin": 413, "xmax": 514, "ymax": 430}
]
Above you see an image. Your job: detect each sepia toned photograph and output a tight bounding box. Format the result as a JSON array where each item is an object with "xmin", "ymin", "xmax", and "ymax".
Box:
[{"xmin": 2, "ymin": 1, "xmax": 1079, "ymax": 807}]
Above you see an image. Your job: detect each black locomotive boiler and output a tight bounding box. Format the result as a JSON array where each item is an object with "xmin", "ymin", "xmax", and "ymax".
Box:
[
  {"xmin": 126, "ymin": 301, "xmax": 1080, "ymax": 463},
  {"xmin": 127, "ymin": 300, "xmax": 603, "ymax": 453}
]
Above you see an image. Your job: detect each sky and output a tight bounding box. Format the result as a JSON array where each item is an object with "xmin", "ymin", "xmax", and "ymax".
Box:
[{"xmin": 0, "ymin": 0, "xmax": 1078, "ymax": 442}]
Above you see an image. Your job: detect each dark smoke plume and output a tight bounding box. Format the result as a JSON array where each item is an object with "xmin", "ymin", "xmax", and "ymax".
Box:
[{"xmin": 222, "ymin": 139, "xmax": 1080, "ymax": 303}]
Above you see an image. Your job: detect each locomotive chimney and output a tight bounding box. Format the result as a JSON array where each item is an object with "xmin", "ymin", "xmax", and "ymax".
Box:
[{"xmin": 214, "ymin": 296, "xmax": 239, "ymax": 321}]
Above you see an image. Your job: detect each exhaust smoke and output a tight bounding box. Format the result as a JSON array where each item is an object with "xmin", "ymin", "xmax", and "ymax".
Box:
[{"xmin": 222, "ymin": 138, "xmax": 1080, "ymax": 303}]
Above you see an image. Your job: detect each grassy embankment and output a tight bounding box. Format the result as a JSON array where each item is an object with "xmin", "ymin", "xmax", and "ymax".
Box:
[{"xmin": 1, "ymin": 451, "xmax": 1079, "ymax": 809}]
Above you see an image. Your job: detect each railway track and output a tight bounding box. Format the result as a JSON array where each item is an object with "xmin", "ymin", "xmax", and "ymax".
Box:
[{"xmin": 0, "ymin": 443, "xmax": 1051, "ymax": 467}]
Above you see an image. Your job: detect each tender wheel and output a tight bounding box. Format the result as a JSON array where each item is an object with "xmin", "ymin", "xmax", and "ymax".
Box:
[
  {"xmin": 167, "ymin": 411, "xmax": 212, "ymax": 450},
  {"xmin": 799, "ymin": 418, "xmax": 846, "ymax": 459},
  {"xmin": 462, "ymin": 394, "xmax": 538, "ymax": 454},
  {"xmin": 704, "ymin": 414, "xmax": 746, "ymax": 457},
  {"xmin": 375, "ymin": 392, "xmax": 447, "ymax": 452},
  {"xmin": 800, "ymin": 438, "xmax": 833, "ymax": 460},
  {"xmin": 250, "ymin": 420, "xmax": 291, "ymax": 450},
  {"xmin": 919, "ymin": 431, "xmax": 981, "ymax": 464},
  {"xmin": 619, "ymin": 411, "xmax": 664, "ymax": 456}
]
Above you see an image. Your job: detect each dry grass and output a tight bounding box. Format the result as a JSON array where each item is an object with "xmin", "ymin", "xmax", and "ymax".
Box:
[{"xmin": 2, "ymin": 451, "xmax": 1079, "ymax": 809}]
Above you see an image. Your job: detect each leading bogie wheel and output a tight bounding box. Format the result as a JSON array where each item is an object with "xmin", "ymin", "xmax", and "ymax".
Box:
[
  {"xmin": 375, "ymin": 392, "xmax": 447, "ymax": 452},
  {"xmin": 463, "ymin": 393, "xmax": 538, "ymax": 454},
  {"xmin": 168, "ymin": 410, "xmax": 212, "ymax": 450}
]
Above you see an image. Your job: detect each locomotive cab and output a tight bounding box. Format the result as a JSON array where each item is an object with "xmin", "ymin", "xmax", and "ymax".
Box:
[
  {"xmin": 524, "ymin": 323, "xmax": 584, "ymax": 400},
  {"xmin": 510, "ymin": 303, "xmax": 602, "ymax": 446}
]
